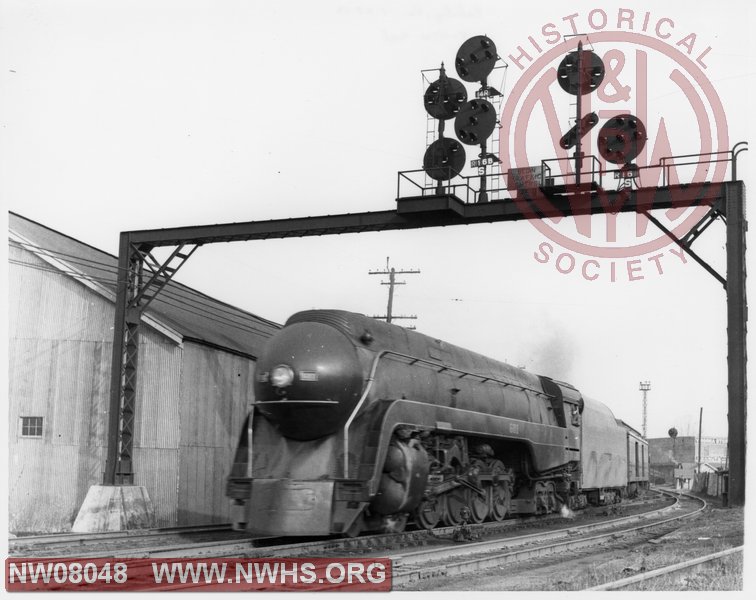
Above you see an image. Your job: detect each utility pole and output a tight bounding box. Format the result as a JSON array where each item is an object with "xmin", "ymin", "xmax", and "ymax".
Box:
[
  {"xmin": 369, "ymin": 257, "xmax": 420, "ymax": 328},
  {"xmin": 639, "ymin": 381, "xmax": 651, "ymax": 438}
]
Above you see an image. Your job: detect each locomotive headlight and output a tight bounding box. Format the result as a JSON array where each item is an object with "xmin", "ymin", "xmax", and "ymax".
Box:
[{"xmin": 270, "ymin": 364, "xmax": 295, "ymax": 388}]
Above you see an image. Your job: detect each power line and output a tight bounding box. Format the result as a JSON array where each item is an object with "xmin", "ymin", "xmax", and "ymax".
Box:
[
  {"xmin": 8, "ymin": 240, "xmax": 279, "ymax": 335},
  {"xmin": 8, "ymin": 239, "xmax": 279, "ymax": 328},
  {"xmin": 8, "ymin": 257, "xmax": 276, "ymax": 338}
]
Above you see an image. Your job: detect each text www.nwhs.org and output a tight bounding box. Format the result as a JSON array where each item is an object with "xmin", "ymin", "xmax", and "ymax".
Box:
[
  {"xmin": 152, "ymin": 561, "xmax": 388, "ymax": 585},
  {"xmin": 5, "ymin": 559, "xmax": 392, "ymax": 591}
]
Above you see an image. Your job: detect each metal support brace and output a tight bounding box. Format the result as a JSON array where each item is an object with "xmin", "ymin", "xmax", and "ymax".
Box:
[
  {"xmin": 642, "ymin": 209, "xmax": 726, "ymax": 289},
  {"xmin": 131, "ymin": 244, "xmax": 199, "ymax": 310},
  {"xmin": 680, "ymin": 205, "xmax": 723, "ymax": 248},
  {"xmin": 104, "ymin": 236, "xmax": 199, "ymax": 485}
]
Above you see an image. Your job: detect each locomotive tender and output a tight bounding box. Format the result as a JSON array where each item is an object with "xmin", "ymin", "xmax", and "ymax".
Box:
[{"xmin": 226, "ymin": 309, "xmax": 648, "ymax": 536}]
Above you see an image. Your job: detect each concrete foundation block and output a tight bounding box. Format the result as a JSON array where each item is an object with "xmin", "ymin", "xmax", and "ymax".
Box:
[{"xmin": 72, "ymin": 485, "xmax": 155, "ymax": 532}]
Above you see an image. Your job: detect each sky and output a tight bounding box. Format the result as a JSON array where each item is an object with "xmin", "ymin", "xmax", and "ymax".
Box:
[{"xmin": 1, "ymin": 0, "xmax": 754, "ymax": 445}]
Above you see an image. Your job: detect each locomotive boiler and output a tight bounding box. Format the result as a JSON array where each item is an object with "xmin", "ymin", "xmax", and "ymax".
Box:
[{"xmin": 226, "ymin": 309, "xmax": 648, "ymax": 536}]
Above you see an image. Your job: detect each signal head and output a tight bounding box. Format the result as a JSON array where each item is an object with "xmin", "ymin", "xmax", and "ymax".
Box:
[
  {"xmin": 455, "ymin": 35, "xmax": 497, "ymax": 82},
  {"xmin": 424, "ymin": 76, "xmax": 467, "ymax": 120},
  {"xmin": 557, "ymin": 50, "xmax": 605, "ymax": 95},
  {"xmin": 454, "ymin": 99, "xmax": 497, "ymax": 145},
  {"xmin": 423, "ymin": 137, "xmax": 466, "ymax": 181},
  {"xmin": 559, "ymin": 112, "xmax": 599, "ymax": 150},
  {"xmin": 598, "ymin": 114, "xmax": 647, "ymax": 165}
]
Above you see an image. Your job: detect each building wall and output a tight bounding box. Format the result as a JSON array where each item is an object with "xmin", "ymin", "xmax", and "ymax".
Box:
[
  {"xmin": 647, "ymin": 436, "xmax": 696, "ymax": 485},
  {"xmin": 699, "ymin": 438, "xmax": 728, "ymax": 467},
  {"xmin": 8, "ymin": 244, "xmax": 256, "ymax": 532},
  {"xmin": 132, "ymin": 335, "xmax": 184, "ymax": 527},
  {"xmin": 177, "ymin": 344, "xmax": 255, "ymax": 525},
  {"xmin": 648, "ymin": 436, "xmax": 696, "ymax": 466},
  {"xmin": 9, "ymin": 246, "xmax": 114, "ymax": 531}
]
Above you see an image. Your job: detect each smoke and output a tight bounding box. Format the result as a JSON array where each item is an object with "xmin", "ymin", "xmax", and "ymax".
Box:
[
  {"xmin": 560, "ymin": 504, "xmax": 575, "ymax": 519},
  {"xmin": 525, "ymin": 325, "xmax": 576, "ymax": 382},
  {"xmin": 382, "ymin": 515, "xmax": 406, "ymax": 533}
]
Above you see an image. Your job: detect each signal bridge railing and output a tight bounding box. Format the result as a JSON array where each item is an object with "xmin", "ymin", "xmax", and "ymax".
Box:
[
  {"xmin": 396, "ymin": 168, "xmax": 509, "ymax": 204},
  {"xmin": 537, "ymin": 155, "xmax": 603, "ymax": 189},
  {"xmin": 397, "ymin": 143, "xmax": 748, "ymax": 203},
  {"xmin": 540, "ymin": 147, "xmax": 745, "ymax": 190}
]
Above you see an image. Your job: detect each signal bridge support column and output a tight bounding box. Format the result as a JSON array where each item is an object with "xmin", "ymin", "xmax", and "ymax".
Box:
[{"xmin": 726, "ymin": 181, "xmax": 747, "ymax": 507}]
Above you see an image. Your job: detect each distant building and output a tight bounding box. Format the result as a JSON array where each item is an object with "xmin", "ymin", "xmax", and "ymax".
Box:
[
  {"xmin": 648, "ymin": 435, "xmax": 728, "ymax": 486},
  {"xmin": 699, "ymin": 462, "xmax": 722, "ymax": 474},
  {"xmin": 699, "ymin": 437, "xmax": 728, "ymax": 469},
  {"xmin": 8, "ymin": 212, "xmax": 280, "ymax": 532},
  {"xmin": 648, "ymin": 436, "xmax": 695, "ymax": 484}
]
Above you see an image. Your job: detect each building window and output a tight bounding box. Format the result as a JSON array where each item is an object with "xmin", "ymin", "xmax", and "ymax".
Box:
[{"xmin": 20, "ymin": 416, "xmax": 44, "ymax": 437}]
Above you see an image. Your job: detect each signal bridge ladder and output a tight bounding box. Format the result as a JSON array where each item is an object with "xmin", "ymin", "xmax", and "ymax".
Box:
[
  {"xmin": 487, "ymin": 89, "xmax": 504, "ymax": 201},
  {"xmin": 423, "ymin": 70, "xmax": 439, "ymax": 191}
]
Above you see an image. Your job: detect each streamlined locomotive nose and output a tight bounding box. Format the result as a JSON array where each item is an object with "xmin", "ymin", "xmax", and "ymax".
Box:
[{"xmin": 253, "ymin": 322, "xmax": 364, "ymax": 440}]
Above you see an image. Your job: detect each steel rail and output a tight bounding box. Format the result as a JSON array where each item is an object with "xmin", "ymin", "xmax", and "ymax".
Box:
[
  {"xmin": 10, "ymin": 515, "xmax": 554, "ymax": 560},
  {"xmin": 11, "ymin": 492, "xmax": 671, "ymax": 561},
  {"xmin": 391, "ymin": 490, "xmax": 706, "ymax": 587},
  {"xmin": 11, "ymin": 523, "xmax": 233, "ymax": 545},
  {"xmin": 585, "ymin": 545, "xmax": 743, "ymax": 590},
  {"xmin": 119, "ymin": 493, "xmax": 676, "ymax": 561},
  {"xmin": 18, "ymin": 513, "xmax": 569, "ymax": 560},
  {"xmin": 392, "ymin": 490, "xmax": 685, "ymax": 567},
  {"xmin": 9, "ymin": 523, "xmax": 234, "ymax": 554}
]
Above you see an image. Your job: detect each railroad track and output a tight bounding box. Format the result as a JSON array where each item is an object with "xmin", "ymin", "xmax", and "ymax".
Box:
[
  {"xmin": 10, "ymin": 491, "xmax": 698, "ymax": 592},
  {"xmin": 391, "ymin": 489, "xmax": 706, "ymax": 589},
  {"xmin": 9, "ymin": 491, "xmax": 672, "ymax": 563},
  {"xmin": 9, "ymin": 524, "xmax": 238, "ymax": 556},
  {"xmin": 586, "ymin": 545, "xmax": 743, "ymax": 590},
  {"xmin": 9, "ymin": 492, "xmax": 667, "ymax": 559},
  {"xmin": 9, "ymin": 513, "xmax": 568, "ymax": 559}
]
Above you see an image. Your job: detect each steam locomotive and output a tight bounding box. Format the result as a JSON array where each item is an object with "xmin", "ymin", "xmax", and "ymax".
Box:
[{"xmin": 226, "ymin": 309, "xmax": 648, "ymax": 536}]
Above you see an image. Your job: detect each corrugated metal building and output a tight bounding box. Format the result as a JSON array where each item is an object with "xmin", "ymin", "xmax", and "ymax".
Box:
[{"xmin": 8, "ymin": 212, "xmax": 279, "ymax": 533}]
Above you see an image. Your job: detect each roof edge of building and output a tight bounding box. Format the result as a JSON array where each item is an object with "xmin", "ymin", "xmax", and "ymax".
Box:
[
  {"xmin": 182, "ymin": 336, "xmax": 258, "ymax": 361},
  {"xmin": 9, "ymin": 211, "xmax": 282, "ymax": 332},
  {"xmin": 10, "ymin": 227, "xmax": 184, "ymax": 345}
]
